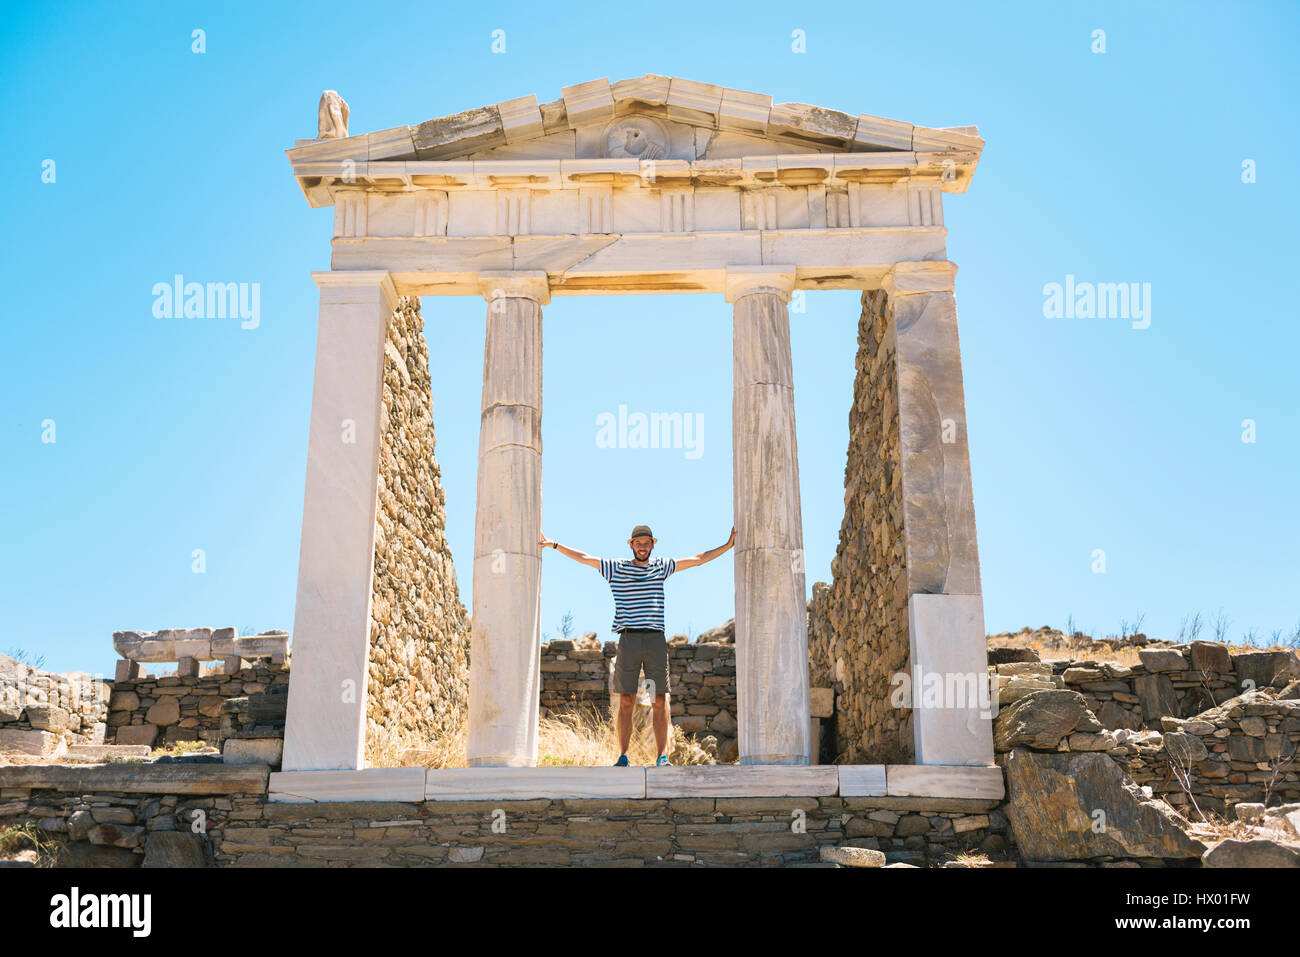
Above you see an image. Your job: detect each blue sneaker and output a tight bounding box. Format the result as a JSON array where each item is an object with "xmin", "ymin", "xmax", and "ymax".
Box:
[
  {"xmin": 614, "ymin": 754, "xmax": 629, "ymax": 767},
  {"xmin": 656, "ymin": 754, "xmax": 671, "ymax": 767}
]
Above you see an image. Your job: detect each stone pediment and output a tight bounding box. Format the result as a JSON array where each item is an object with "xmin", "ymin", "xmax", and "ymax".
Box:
[{"xmin": 287, "ymin": 75, "xmax": 984, "ymax": 207}]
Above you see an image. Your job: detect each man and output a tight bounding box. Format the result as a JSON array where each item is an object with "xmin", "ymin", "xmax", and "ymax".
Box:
[{"xmin": 539, "ymin": 524, "xmax": 735, "ymax": 766}]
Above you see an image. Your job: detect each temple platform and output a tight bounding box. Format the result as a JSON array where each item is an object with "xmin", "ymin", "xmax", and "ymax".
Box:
[{"xmin": 266, "ymin": 763, "xmax": 1003, "ymax": 803}]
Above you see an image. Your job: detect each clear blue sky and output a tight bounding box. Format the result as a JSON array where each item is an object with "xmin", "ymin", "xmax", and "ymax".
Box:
[{"xmin": 3, "ymin": 1, "xmax": 1297, "ymax": 677}]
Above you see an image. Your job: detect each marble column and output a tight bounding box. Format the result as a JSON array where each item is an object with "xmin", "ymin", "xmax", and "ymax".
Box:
[
  {"xmin": 884, "ymin": 260, "xmax": 993, "ymax": 766},
  {"xmin": 282, "ymin": 270, "xmax": 397, "ymax": 771},
  {"xmin": 466, "ymin": 271, "xmax": 548, "ymax": 767},
  {"xmin": 727, "ymin": 267, "xmax": 812, "ymax": 765}
]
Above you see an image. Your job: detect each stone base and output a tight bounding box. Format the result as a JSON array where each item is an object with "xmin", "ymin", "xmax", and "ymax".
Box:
[
  {"xmin": 266, "ymin": 763, "xmax": 1001, "ymax": 803},
  {"xmin": 0, "ymin": 761, "xmax": 1009, "ymax": 868},
  {"xmin": 0, "ymin": 729, "xmax": 67, "ymax": 758},
  {"xmin": 223, "ymin": 738, "xmax": 284, "ymax": 766}
]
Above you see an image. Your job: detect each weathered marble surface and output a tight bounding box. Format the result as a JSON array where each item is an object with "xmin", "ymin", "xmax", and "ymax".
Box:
[
  {"xmin": 317, "ymin": 90, "xmax": 349, "ymax": 139},
  {"xmin": 281, "ymin": 271, "xmax": 396, "ymax": 772},
  {"xmin": 646, "ymin": 765, "xmax": 839, "ymax": 797},
  {"xmin": 729, "ymin": 270, "xmax": 811, "ymax": 766},
  {"xmin": 885, "ymin": 763, "xmax": 1003, "ymax": 800},
  {"xmin": 269, "ymin": 767, "xmax": 424, "ymax": 803},
  {"xmin": 885, "ymin": 261, "xmax": 981, "ymax": 598},
  {"xmin": 426, "ymin": 767, "xmax": 647, "ymax": 800},
  {"xmin": 908, "ymin": 593, "xmax": 995, "ymax": 765},
  {"xmin": 467, "ymin": 273, "xmax": 548, "ymax": 767},
  {"xmin": 289, "ymin": 74, "xmax": 983, "ymax": 186},
  {"xmin": 837, "ymin": 765, "xmax": 888, "ymax": 796},
  {"xmin": 281, "ymin": 77, "xmax": 992, "ymax": 778}
]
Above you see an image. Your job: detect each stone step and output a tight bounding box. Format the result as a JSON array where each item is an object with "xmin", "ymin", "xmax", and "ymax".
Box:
[
  {"xmin": 65, "ymin": 744, "xmax": 153, "ymax": 762},
  {"xmin": 0, "ymin": 762, "xmax": 269, "ymax": 794},
  {"xmin": 0, "ymin": 729, "xmax": 67, "ymax": 758}
]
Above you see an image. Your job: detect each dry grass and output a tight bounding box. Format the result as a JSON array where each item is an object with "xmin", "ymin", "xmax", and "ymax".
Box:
[
  {"xmin": 150, "ymin": 740, "xmax": 215, "ymax": 757},
  {"xmin": 943, "ymin": 851, "xmax": 995, "ymax": 868},
  {"xmin": 0, "ymin": 820, "xmax": 60, "ymax": 866},
  {"xmin": 378, "ymin": 702, "xmax": 720, "ymax": 769},
  {"xmin": 987, "ymin": 624, "xmax": 1291, "ymax": 667}
]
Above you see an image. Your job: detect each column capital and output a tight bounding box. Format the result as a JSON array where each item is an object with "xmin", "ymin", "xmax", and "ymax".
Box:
[
  {"xmin": 881, "ymin": 261, "xmax": 958, "ymax": 298},
  {"xmin": 724, "ymin": 266, "xmax": 797, "ymax": 304},
  {"xmin": 478, "ymin": 270, "xmax": 551, "ymax": 306},
  {"xmin": 311, "ymin": 270, "xmax": 398, "ymax": 309}
]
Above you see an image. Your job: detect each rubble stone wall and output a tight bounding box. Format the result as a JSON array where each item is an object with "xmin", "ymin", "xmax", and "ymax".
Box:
[
  {"xmin": 106, "ymin": 663, "xmax": 289, "ymax": 750},
  {"xmin": 0, "ymin": 765, "xmax": 1003, "ymax": 868},
  {"xmin": 0, "ymin": 654, "xmax": 110, "ymax": 750},
  {"xmin": 539, "ymin": 638, "xmax": 739, "ymax": 760},
  {"xmin": 366, "ymin": 295, "xmax": 471, "ymax": 765},
  {"xmin": 990, "ymin": 642, "xmax": 1299, "ymax": 734},
  {"xmin": 990, "ymin": 643, "xmax": 1300, "ymax": 839},
  {"xmin": 807, "ymin": 290, "xmax": 911, "ymax": 764}
]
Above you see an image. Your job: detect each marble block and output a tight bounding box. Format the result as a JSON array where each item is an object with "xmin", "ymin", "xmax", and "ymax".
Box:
[
  {"xmin": 907, "ymin": 593, "xmax": 995, "ymax": 765},
  {"xmin": 885, "ymin": 764, "xmax": 1004, "ymax": 800},
  {"xmin": 268, "ymin": 767, "xmax": 426, "ymax": 803},
  {"xmin": 837, "ymin": 765, "xmax": 888, "ymax": 796},
  {"xmin": 426, "ymin": 766, "xmax": 647, "ymax": 800},
  {"xmin": 0, "ymin": 729, "xmax": 66, "ymax": 758},
  {"xmin": 645, "ymin": 765, "xmax": 838, "ymax": 797}
]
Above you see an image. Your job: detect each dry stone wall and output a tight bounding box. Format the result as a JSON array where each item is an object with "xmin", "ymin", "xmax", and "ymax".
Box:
[
  {"xmin": 808, "ymin": 289, "xmax": 911, "ymax": 764},
  {"xmin": 0, "ymin": 765, "xmax": 1004, "ymax": 868},
  {"xmin": 539, "ymin": 636, "xmax": 739, "ymax": 760},
  {"xmin": 989, "ymin": 642, "xmax": 1300, "ymax": 859},
  {"xmin": 990, "ymin": 641, "xmax": 1300, "ymax": 733},
  {"xmin": 0, "ymin": 654, "xmax": 110, "ymax": 755},
  {"xmin": 366, "ymin": 295, "xmax": 471, "ymax": 765},
  {"xmin": 107, "ymin": 663, "xmax": 289, "ymax": 750}
]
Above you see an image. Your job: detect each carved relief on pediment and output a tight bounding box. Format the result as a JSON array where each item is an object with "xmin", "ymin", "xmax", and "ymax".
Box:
[{"xmin": 600, "ymin": 116, "xmax": 670, "ymax": 160}]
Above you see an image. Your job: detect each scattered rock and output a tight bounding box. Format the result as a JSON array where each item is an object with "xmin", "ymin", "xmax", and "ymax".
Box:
[
  {"xmin": 1002, "ymin": 748, "xmax": 1206, "ymax": 861},
  {"xmin": 1233, "ymin": 802, "xmax": 1265, "ymax": 824},
  {"xmin": 993, "ymin": 690, "xmax": 1099, "ymax": 751},
  {"xmin": 820, "ymin": 845, "xmax": 885, "ymax": 867},
  {"xmin": 1203, "ymin": 838, "xmax": 1300, "ymax": 868}
]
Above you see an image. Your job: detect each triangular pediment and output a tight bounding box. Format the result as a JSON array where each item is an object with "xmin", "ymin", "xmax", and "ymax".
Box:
[{"xmin": 288, "ymin": 73, "xmax": 982, "ymax": 167}]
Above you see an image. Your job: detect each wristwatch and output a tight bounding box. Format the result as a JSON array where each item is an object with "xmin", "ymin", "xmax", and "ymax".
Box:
[{"xmin": 552, "ymin": 542, "xmax": 558, "ymax": 549}]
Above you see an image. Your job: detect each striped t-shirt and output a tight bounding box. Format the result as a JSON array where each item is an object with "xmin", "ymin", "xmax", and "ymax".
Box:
[{"xmin": 599, "ymin": 557, "xmax": 676, "ymax": 632}]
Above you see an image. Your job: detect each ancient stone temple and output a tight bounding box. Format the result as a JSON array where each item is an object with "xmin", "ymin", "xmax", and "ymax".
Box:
[{"xmin": 277, "ymin": 75, "xmax": 996, "ymax": 801}]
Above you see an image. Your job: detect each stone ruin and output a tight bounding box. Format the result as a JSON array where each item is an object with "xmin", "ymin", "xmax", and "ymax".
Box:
[
  {"xmin": 278, "ymin": 73, "xmax": 992, "ymax": 784},
  {"xmin": 7, "ymin": 76, "xmax": 1297, "ymax": 869}
]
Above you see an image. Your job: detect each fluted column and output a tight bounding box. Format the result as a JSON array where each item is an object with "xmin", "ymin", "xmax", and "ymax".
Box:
[
  {"xmin": 727, "ymin": 267, "xmax": 812, "ymax": 765},
  {"xmin": 282, "ymin": 270, "xmax": 396, "ymax": 771},
  {"xmin": 467, "ymin": 271, "xmax": 547, "ymax": 767}
]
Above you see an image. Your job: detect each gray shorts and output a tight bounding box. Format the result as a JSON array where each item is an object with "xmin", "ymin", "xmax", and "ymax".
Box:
[{"xmin": 614, "ymin": 629, "xmax": 669, "ymax": 696}]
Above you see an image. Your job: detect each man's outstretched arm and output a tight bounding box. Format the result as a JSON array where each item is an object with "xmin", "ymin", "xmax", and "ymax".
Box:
[
  {"xmin": 539, "ymin": 532, "xmax": 600, "ymax": 569},
  {"xmin": 674, "ymin": 526, "xmax": 736, "ymax": 571}
]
